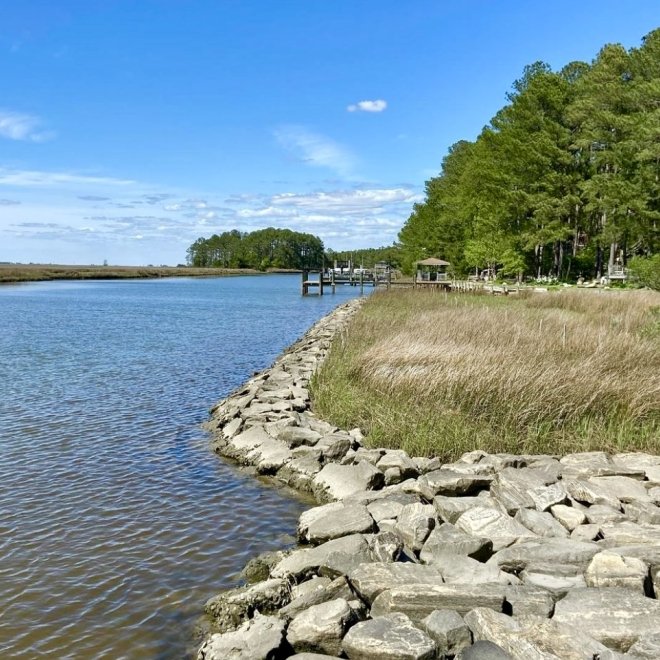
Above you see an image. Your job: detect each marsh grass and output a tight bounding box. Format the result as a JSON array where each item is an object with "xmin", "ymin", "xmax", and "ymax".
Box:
[
  {"xmin": 0, "ymin": 264, "xmax": 257, "ymax": 283},
  {"xmin": 311, "ymin": 288, "xmax": 660, "ymax": 460}
]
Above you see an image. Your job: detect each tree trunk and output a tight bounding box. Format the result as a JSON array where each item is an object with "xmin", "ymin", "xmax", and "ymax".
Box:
[{"xmin": 595, "ymin": 245, "xmax": 603, "ymax": 279}]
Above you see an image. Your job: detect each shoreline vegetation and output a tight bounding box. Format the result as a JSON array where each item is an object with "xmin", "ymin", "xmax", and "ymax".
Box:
[
  {"xmin": 311, "ymin": 288, "xmax": 660, "ymax": 460},
  {"xmin": 198, "ymin": 290, "xmax": 660, "ymax": 658},
  {"xmin": 0, "ymin": 263, "xmax": 297, "ymax": 284}
]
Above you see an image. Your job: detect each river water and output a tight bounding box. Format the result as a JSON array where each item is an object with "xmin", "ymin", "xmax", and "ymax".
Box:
[{"xmin": 0, "ymin": 274, "xmax": 362, "ymax": 659}]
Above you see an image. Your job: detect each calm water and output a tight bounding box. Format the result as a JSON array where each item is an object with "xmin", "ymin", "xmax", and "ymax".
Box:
[{"xmin": 0, "ymin": 274, "xmax": 362, "ymax": 659}]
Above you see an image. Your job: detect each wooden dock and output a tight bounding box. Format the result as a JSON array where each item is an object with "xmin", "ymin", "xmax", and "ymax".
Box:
[{"xmin": 301, "ymin": 269, "xmax": 391, "ymax": 295}]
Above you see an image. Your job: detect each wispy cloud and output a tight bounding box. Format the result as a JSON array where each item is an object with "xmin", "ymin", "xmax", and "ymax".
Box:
[
  {"xmin": 0, "ymin": 168, "xmax": 134, "ymax": 187},
  {"xmin": 0, "ymin": 109, "xmax": 55, "ymax": 142},
  {"xmin": 0, "ymin": 198, "xmax": 21, "ymax": 205},
  {"xmin": 78, "ymin": 195, "xmax": 111, "ymax": 202},
  {"xmin": 274, "ymin": 125, "xmax": 356, "ymax": 177},
  {"xmin": 347, "ymin": 99, "xmax": 387, "ymax": 113}
]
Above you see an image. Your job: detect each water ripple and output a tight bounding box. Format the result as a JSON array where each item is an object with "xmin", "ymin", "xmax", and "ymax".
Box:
[{"xmin": 0, "ymin": 275, "xmax": 361, "ymax": 658}]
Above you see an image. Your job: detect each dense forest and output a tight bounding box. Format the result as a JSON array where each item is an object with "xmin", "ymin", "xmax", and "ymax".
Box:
[
  {"xmin": 186, "ymin": 228, "xmax": 324, "ymax": 270},
  {"xmin": 399, "ymin": 29, "xmax": 660, "ymax": 281}
]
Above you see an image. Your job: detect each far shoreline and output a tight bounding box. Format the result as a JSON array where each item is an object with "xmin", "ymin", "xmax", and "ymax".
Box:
[{"xmin": 0, "ymin": 264, "xmax": 300, "ymax": 284}]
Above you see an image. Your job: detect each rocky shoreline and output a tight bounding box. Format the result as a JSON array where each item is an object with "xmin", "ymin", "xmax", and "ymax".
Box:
[{"xmin": 198, "ymin": 298, "xmax": 660, "ymax": 659}]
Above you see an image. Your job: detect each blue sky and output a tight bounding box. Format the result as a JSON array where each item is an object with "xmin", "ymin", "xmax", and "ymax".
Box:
[{"xmin": 0, "ymin": 1, "xmax": 658, "ymax": 265}]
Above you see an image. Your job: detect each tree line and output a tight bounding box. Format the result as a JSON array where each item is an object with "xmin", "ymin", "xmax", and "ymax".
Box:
[
  {"xmin": 186, "ymin": 228, "xmax": 324, "ymax": 270},
  {"xmin": 399, "ymin": 29, "xmax": 659, "ymax": 281}
]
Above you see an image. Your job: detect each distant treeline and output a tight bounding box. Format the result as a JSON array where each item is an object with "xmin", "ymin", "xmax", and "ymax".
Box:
[
  {"xmin": 186, "ymin": 228, "xmax": 324, "ymax": 270},
  {"xmin": 399, "ymin": 29, "xmax": 660, "ymax": 281},
  {"xmin": 326, "ymin": 245, "xmax": 402, "ymax": 269}
]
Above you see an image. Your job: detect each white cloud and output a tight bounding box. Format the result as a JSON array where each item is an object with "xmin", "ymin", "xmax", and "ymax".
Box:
[
  {"xmin": 0, "ymin": 168, "xmax": 134, "ymax": 187},
  {"xmin": 0, "ymin": 109, "xmax": 55, "ymax": 142},
  {"xmin": 274, "ymin": 125, "xmax": 356, "ymax": 177},
  {"xmin": 270, "ymin": 188, "xmax": 421, "ymax": 212},
  {"xmin": 347, "ymin": 99, "xmax": 387, "ymax": 113}
]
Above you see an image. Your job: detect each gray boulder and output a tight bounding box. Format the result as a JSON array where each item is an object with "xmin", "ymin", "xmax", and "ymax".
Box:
[
  {"xmin": 434, "ymin": 495, "xmax": 499, "ymax": 524},
  {"xmin": 369, "ymin": 531, "xmax": 404, "ymax": 563},
  {"xmin": 456, "ymin": 507, "xmax": 536, "ymax": 551},
  {"xmin": 349, "ymin": 562, "xmax": 445, "ymax": 603},
  {"xmin": 420, "ymin": 523, "xmax": 493, "ymax": 563},
  {"xmin": 418, "ymin": 469, "xmax": 492, "ymax": 499},
  {"xmin": 550, "ymin": 504, "xmax": 586, "ymax": 531},
  {"xmin": 553, "ymin": 587, "xmax": 660, "ymax": 652},
  {"xmin": 197, "ymin": 613, "xmax": 286, "ymax": 660},
  {"xmin": 421, "ymin": 609, "xmax": 472, "ymax": 656},
  {"xmin": 514, "ymin": 508, "xmax": 569, "ymax": 538},
  {"xmin": 272, "ymin": 534, "xmax": 372, "ymax": 580},
  {"xmin": 279, "ymin": 576, "xmax": 352, "ymax": 622},
  {"xmin": 488, "ymin": 538, "xmax": 600, "ymax": 572},
  {"xmin": 370, "ymin": 583, "xmax": 506, "ymax": 621},
  {"xmin": 276, "ymin": 426, "xmax": 321, "ymax": 448},
  {"xmin": 287, "ymin": 598, "xmax": 356, "ymax": 656},
  {"xmin": 312, "ymin": 461, "xmax": 384, "ymax": 502},
  {"xmin": 393, "ymin": 502, "xmax": 437, "ymax": 552},
  {"xmin": 584, "ymin": 551, "xmax": 649, "ymax": 592},
  {"xmin": 342, "ymin": 612, "xmax": 436, "ymax": 660},
  {"xmin": 204, "ymin": 578, "xmax": 289, "ymax": 632},
  {"xmin": 297, "ymin": 501, "xmax": 375, "ymax": 545}
]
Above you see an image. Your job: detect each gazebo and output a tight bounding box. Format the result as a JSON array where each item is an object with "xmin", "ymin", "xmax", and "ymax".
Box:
[{"xmin": 413, "ymin": 257, "xmax": 451, "ymax": 287}]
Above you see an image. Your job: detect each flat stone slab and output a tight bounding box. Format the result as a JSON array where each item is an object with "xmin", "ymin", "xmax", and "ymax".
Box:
[
  {"xmin": 348, "ymin": 562, "xmax": 445, "ymax": 603},
  {"xmin": 421, "ymin": 609, "xmax": 471, "ymax": 656},
  {"xmin": 584, "ymin": 551, "xmax": 649, "ymax": 592},
  {"xmin": 553, "ymin": 587, "xmax": 660, "ymax": 652},
  {"xmin": 342, "ymin": 612, "xmax": 436, "ymax": 660},
  {"xmin": 488, "ymin": 538, "xmax": 600, "ymax": 572},
  {"xmin": 298, "ymin": 501, "xmax": 375, "ymax": 544},
  {"xmin": 456, "ymin": 507, "xmax": 536, "ymax": 551},
  {"xmin": 272, "ymin": 534, "xmax": 372, "ymax": 580},
  {"xmin": 393, "ymin": 502, "xmax": 437, "ymax": 551},
  {"xmin": 464, "ymin": 607, "xmax": 611, "ymax": 659},
  {"xmin": 312, "ymin": 461, "xmax": 384, "ymax": 502},
  {"xmin": 287, "ymin": 598, "xmax": 355, "ymax": 656},
  {"xmin": 418, "ymin": 469, "xmax": 493, "ymax": 499},
  {"xmin": 420, "ymin": 522, "xmax": 493, "ymax": 562},
  {"xmin": 197, "ymin": 613, "xmax": 286, "ymax": 660},
  {"xmin": 370, "ymin": 583, "xmax": 507, "ymax": 621}
]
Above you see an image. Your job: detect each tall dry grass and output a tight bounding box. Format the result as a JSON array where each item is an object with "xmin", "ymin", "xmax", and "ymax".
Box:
[{"xmin": 311, "ymin": 288, "xmax": 660, "ymax": 459}]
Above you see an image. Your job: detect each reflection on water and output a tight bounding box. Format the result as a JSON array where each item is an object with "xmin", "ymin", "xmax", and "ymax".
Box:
[{"xmin": 0, "ymin": 275, "xmax": 361, "ymax": 659}]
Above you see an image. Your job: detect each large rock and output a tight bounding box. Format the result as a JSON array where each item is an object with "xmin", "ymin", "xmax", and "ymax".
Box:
[
  {"xmin": 553, "ymin": 587, "xmax": 660, "ymax": 652},
  {"xmin": 599, "ymin": 521, "xmax": 660, "ymax": 545},
  {"xmin": 370, "ymin": 583, "xmax": 506, "ymax": 621},
  {"xmin": 421, "ymin": 609, "xmax": 472, "ymax": 656},
  {"xmin": 550, "ymin": 504, "xmax": 586, "ymax": 531},
  {"xmin": 312, "ymin": 461, "xmax": 384, "ymax": 502},
  {"xmin": 519, "ymin": 563, "xmax": 586, "ymax": 595},
  {"xmin": 465, "ymin": 607, "xmax": 612, "ymax": 659},
  {"xmin": 584, "ymin": 551, "xmax": 649, "ymax": 592},
  {"xmin": 559, "ymin": 452, "xmax": 618, "ymax": 479},
  {"xmin": 348, "ymin": 562, "xmax": 445, "ymax": 603},
  {"xmin": 246, "ymin": 436, "xmax": 292, "ymax": 474},
  {"xmin": 564, "ymin": 479, "xmax": 621, "ymax": 509},
  {"xmin": 276, "ymin": 426, "xmax": 322, "ymax": 448},
  {"xmin": 287, "ymin": 598, "xmax": 356, "ymax": 656},
  {"xmin": 272, "ymin": 534, "xmax": 372, "ymax": 580},
  {"xmin": 487, "ymin": 538, "xmax": 600, "ymax": 572},
  {"xmin": 367, "ymin": 493, "xmax": 418, "ymax": 523},
  {"xmin": 369, "ymin": 531, "xmax": 404, "ymax": 563},
  {"xmin": 377, "ymin": 450, "xmax": 420, "ymax": 481},
  {"xmin": 423, "ymin": 552, "xmax": 506, "ymax": 586},
  {"xmin": 434, "ymin": 495, "xmax": 499, "ymax": 523},
  {"xmin": 589, "ymin": 476, "xmax": 651, "ymax": 503},
  {"xmin": 514, "ymin": 508, "xmax": 569, "ymax": 538},
  {"xmin": 527, "ymin": 482, "xmax": 567, "ymax": 512},
  {"xmin": 490, "ymin": 467, "xmax": 546, "ymax": 514},
  {"xmin": 393, "ymin": 502, "xmax": 437, "ymax": 552},
  {"xmin": 197, "ymin": 613, "xmax": 286, "ymax": 660},
  {"xmin": 204, "ymin": 578, "xmax": 289, "ymax": 632},
  {"xmin": 226, "ymin": 424, "xmax": 275, "ymax": 460},
  {"xmin": 418, "ymin": 469, "xmax": 492, "ymax": 499},
  {"xmin": 420, "ymin": 523, "xmax": 493, "ymax": 562},
  {"xmin": 279, "ymin": 576, "xmax": 352, "ymax": 621},
  {"xmin": 456, "ymin": 507, "xmax": 536, "ymax": 551},
  {"xmin": 342, "ymin": 612, "xmax": 436, "ymax": 660},
  {"xmin": 298, "ymin": 501, "xmax": 375, "ymax": 544}
]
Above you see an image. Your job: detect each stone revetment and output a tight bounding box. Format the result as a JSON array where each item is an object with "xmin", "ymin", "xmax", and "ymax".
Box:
[{"xmin": 197, "ymin": 298, "xmax": 660, "ymax": 659}]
